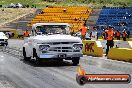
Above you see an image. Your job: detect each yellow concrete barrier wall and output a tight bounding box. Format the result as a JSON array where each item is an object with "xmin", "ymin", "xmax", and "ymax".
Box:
[
  {"xmin": 107, "ymin": 48, "xmax": 132, "ymax": 62},
  {"xmin": 82, "ymin": 40, "xmax": 103, "ymax": 57}
]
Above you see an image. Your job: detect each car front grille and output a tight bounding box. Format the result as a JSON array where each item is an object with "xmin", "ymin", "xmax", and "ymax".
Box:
[
  {"xmin": 46, "ymin": 42, "xmax": 79, "ymax": 45},
  {"xmin": 49, "ymin": 47, "xmax": 73, "ymax": 52},
  {"xmin": 41, "ymin": 42, "xmax": 81, "ymax": 53}
]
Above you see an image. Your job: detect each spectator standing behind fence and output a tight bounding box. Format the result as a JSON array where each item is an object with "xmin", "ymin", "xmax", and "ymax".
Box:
[
  {"xmin": 80, "ymin": 23, "xmax": 87, "ymax": 40},
  {"xmin": 122, "ymin": 29, "xmax": 127, "ymax": 41},
  {"xmin": 105, "ymin": 26, "xmax": 115, "ymax": 56},
  {"xmin": 90, "ymin": 26, "xmax": 98, "ymax": 40},
  {"xmin": 115, "ymin": 30, "xmax": 121, "ymax": 40}
]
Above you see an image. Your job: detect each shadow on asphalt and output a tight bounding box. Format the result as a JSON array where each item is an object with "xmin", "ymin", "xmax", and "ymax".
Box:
[
  {"xmin": 3, "ymin": 51, "xmax": 78, "ymax": 67},
  {"xmin": 20, "ymin": 59, "xmax": 78, "ymax": 67}
]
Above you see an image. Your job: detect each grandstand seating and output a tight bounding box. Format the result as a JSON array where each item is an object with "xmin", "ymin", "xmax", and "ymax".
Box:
[
  {"xmin": 96, "ymin": 7, "xmax": 132, "ymax": 33},
  {"xmin": 29, "ymin": 6, "xmax": 92, "ymax": 32}
]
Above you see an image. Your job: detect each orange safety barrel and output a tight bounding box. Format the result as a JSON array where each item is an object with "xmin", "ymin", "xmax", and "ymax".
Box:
[{"xmin": 78, "ymin": 66, "xmax": 86, "ymax": 76}]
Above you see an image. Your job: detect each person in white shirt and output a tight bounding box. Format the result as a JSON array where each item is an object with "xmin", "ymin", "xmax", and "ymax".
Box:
[{"xmin": 90, "ymin": 26, "xmax": 98, "ymax": 40}]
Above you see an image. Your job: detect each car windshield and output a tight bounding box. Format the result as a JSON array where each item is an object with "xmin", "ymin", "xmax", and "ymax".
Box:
[{"xmin": 35, "ymin": 25, "xmax": 68, "ymax": 35}]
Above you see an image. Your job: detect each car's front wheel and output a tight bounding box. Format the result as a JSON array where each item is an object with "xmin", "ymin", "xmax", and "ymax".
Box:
[
  {"xmin": 72, "ymin": 57, "xmax": 80, "ymax": 66},
  {"xmin": 33, "ymin": 48, "xmax": 42, "ymax": 65},
  {"xmin": 23, "ymin": 47, "xmax": 31, "ymax": 61}
]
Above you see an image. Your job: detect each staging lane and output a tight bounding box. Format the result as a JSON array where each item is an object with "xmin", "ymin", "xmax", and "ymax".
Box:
[{"xmin": 0, "ymin": 51, "xmax": 132, "ymax": 88}]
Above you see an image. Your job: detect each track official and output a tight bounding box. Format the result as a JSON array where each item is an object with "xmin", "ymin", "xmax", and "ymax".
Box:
[
  {"xmin": 23, "ymin": 29, "xmax": 30, "ymax": 37},
  {"xmin": 80, "ymin": 23, "xmax": 87, "ymax": 40},
  {"xmin": 106, "ymin": 26, "xmax": 115, "ymax": 56}
]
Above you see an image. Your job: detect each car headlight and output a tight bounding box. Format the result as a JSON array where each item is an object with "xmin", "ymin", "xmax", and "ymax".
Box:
[
  {"xmin": 73, "ymin": 44, "xmax": 83, "ymax": 50},
  {"xmin": 39, "ymin": 45, "xmax": 50, "ymax": 51}
]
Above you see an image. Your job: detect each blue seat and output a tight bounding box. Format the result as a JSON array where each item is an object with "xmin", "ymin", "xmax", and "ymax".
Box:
[{"xmin": 96, "ymin": 7, "xmax": 132, "ymax": 34}]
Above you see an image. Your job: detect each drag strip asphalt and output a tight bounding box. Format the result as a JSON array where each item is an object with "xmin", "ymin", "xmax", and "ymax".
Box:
[{"xmin": 0, "ymin": 51, "xmax": 132, "ymax": 88}]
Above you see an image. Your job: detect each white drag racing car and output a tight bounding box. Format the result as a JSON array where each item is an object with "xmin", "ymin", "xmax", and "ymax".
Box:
[
  {"xmin": 23, "ymin": 23, "xmax": 83, "ymax": 65},
  {"xmin": 0, "ymin": 32, "xmax": 8, "ymax": 46}
]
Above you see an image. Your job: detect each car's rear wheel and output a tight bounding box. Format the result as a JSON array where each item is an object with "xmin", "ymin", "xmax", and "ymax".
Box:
[
  {"xmin": 23, "ymin": 47, "xmax": 31, "ymax": 61},
  {"xmin": 72, "ymin": 57, "xmax": 80, "ymax": 66}
]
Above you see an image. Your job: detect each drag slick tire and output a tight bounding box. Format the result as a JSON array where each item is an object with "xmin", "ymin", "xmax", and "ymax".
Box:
[
  {"xmin": 72, "ymin": 57, "xmax": 80, "ymax": 66},
  {"xmin": 23, "ymin": 47, "xmax": 31, "ymax": 61}
]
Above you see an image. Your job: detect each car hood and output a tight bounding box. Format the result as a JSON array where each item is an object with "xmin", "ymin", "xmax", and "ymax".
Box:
[
  {"xmin": 33, "ymin": 34, "xmax": 82, "ymax": 43},
  {"xmin": 0, "ymin": 36, "xmax": 8, "ymax": 39}
]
